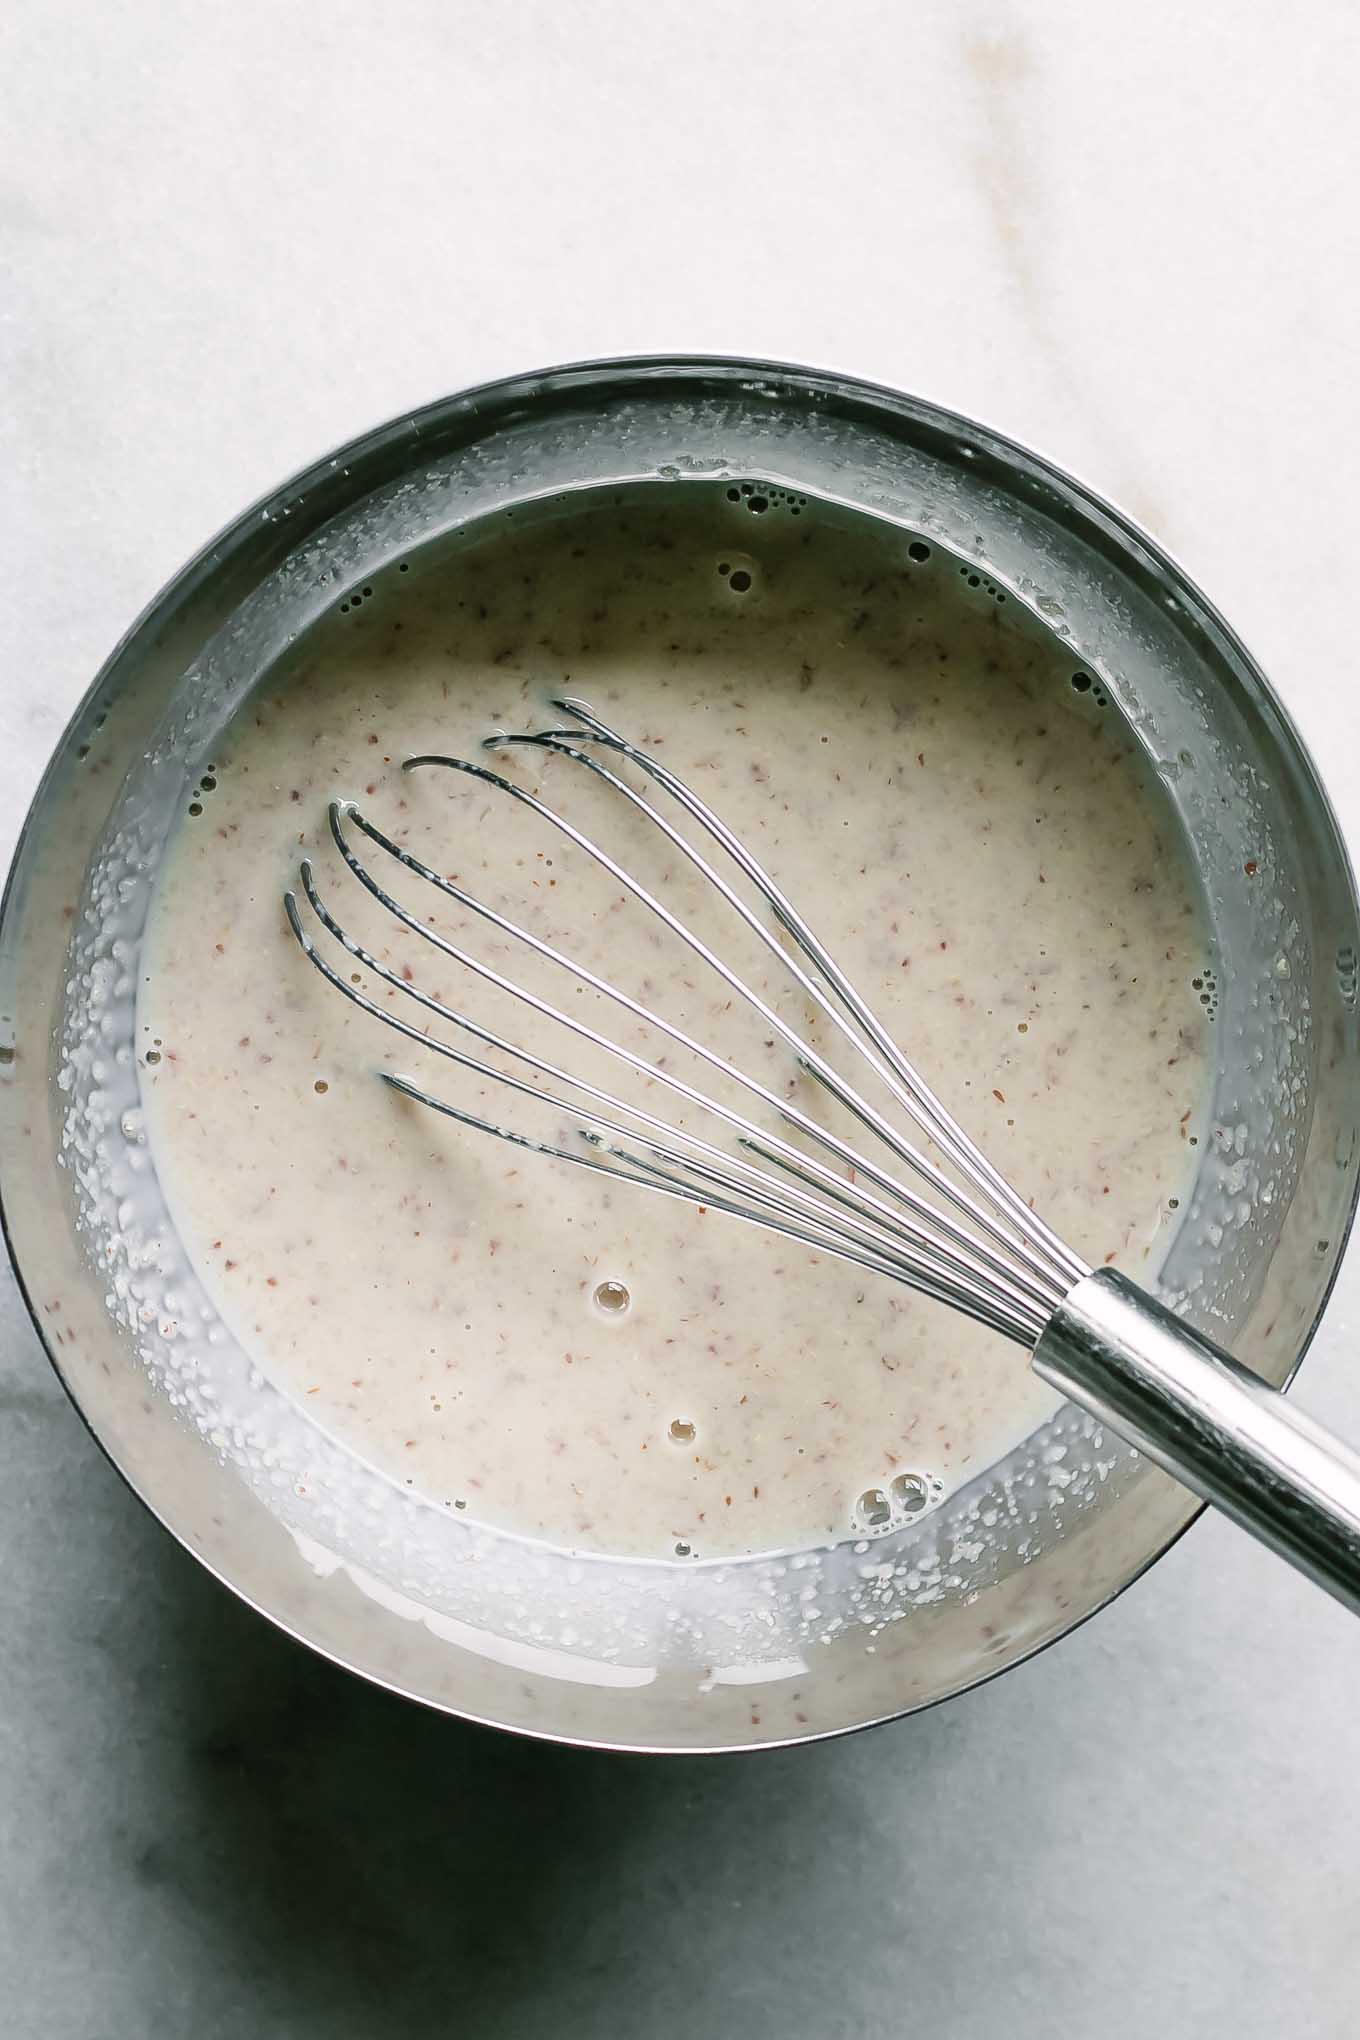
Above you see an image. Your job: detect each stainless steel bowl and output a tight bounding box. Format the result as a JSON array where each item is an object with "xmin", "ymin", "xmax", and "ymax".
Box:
[{"xmin": 4, "ymin": 357, "xmax": 1357, "ymax": 1751}]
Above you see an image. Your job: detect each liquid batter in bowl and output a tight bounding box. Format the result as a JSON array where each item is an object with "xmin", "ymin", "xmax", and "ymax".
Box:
[{"xmin": 137, "ymin": 484, "xmax": 1210, "ymax": 1560}]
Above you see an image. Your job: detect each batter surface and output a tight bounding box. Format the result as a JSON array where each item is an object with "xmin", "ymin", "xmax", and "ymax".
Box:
[{"xmin": 139, "ymin": 486, "xmax": 1209, "ymax": 1557}]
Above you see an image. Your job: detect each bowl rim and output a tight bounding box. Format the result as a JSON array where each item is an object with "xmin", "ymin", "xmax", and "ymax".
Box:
[{"xmin": 5, "ymin": 350, "xmax": 1359, "ymax": 1751}]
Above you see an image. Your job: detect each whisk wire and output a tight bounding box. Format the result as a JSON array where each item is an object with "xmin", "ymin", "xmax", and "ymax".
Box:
[
  {"xmin": 484, "ymin": 723, "xmax": 1071, "ymax": 1300},
  {"xmin": 299, "ymin": 811, "xmax": 1053, "ymax": 1334},
  {"xmin": 328, "ymin": 790, "xmax": 1063, "ymax": 1322},
  {"xmin": 285, "ymin": 709, "xmax": 1089, "ymax": 1350},
  {"xmin": 541, "ymin": 697, "xmax": 1083, "ymax": 1289}
]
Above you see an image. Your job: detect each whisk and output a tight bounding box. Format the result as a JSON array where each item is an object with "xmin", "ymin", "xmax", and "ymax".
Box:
[{"xmin": 285, "ymin": 698, "xmax": 1360, "ymax": 1611}]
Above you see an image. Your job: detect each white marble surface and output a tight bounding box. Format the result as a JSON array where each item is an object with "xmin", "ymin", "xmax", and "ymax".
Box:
[{"xmin": 4, "ymin": 3, "xmax": 1360, "ymax": 2033}]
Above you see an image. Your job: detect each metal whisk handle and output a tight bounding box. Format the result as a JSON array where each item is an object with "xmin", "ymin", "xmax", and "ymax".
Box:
[{"xmin": 1034, "ymin": 1269, "xmax": 1360, "ymax": 1616}]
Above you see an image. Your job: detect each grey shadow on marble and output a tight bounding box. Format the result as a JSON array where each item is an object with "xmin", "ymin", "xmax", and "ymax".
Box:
[
  {"xmin": 103, "ymin": 1539, "xmax": 973, "ymax": 2038},
  {"xmin": 11, "ymin": 1278, "xmax": 1343, "ymax": 2040},
  {"xmin": 0, "ymin": 1301, "xmax": 1022, "ymax": 2040}
]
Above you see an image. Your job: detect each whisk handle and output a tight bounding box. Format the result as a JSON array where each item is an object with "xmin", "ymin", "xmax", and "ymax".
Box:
[{"xmin": 1033, "ymin": 1267, "xmax": 1360, "ymax": 1616}]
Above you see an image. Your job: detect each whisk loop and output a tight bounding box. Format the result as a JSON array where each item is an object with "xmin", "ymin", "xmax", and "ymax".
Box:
[{"xmin": 284, "ymin": 704, "xmax": 1084, "ymax": 1349}]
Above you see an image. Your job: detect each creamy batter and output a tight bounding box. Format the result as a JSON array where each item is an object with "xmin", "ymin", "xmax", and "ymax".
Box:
[{"xmin": 138, "ymin": 485, "xmax": 1209, "ymax": 1558}]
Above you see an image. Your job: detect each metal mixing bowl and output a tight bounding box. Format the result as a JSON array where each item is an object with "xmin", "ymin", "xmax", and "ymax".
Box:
[{"xmin": 3, "ymin": 357, "xmax": 1357, "ymax": 1751}]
